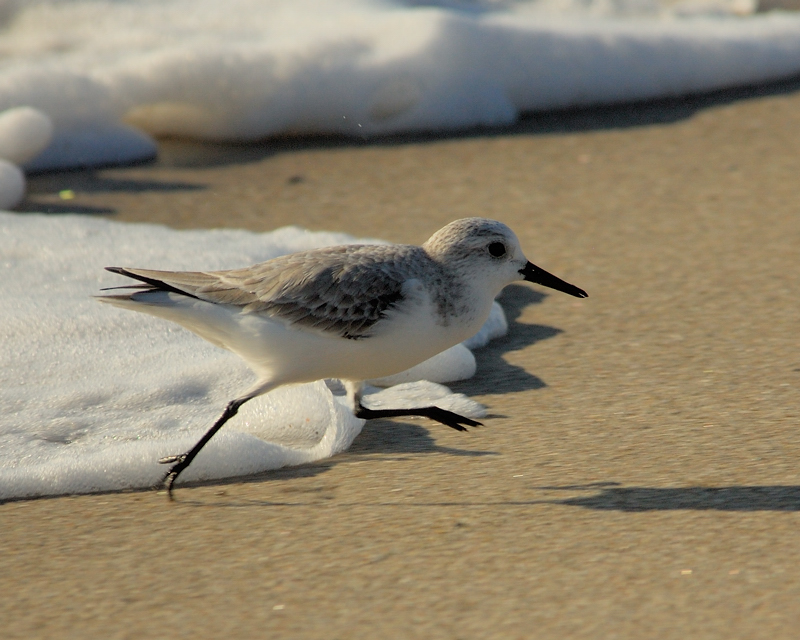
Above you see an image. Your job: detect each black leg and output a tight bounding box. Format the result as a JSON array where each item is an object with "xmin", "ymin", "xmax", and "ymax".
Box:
[
  {"xmin": 158, "ymin": 397, "xmax": 249, "ymax": 500},
  {"xmin": 355, "ymin": 403, "xmax": 482, "ymax": 432}
]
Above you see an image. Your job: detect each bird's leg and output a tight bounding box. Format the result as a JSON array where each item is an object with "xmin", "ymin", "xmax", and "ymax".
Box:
[
  {"xmin": 355, "ymin": 403, "xmax": 482, "ymax": 432},
  {"xmin": 158, "ymin": 397, "xmax": 250, "ymax": 500}
]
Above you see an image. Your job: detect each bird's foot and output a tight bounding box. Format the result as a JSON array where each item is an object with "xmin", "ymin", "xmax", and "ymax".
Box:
[
  {"xmin": 157, "ymin": 453, "xmax": 189, "ymax": 500},
  {"xmin": 355, "ymin": 404, "xmax": 483, "ymax": 432},
  {"xmin": 423, "ymin": 406, "xmax": 483, "ymax": 432}
]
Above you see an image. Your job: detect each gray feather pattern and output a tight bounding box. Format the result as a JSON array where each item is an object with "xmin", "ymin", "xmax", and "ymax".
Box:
[{"xmin": 108, "ymin": 244, "xmax": 437, "ymax": 340}]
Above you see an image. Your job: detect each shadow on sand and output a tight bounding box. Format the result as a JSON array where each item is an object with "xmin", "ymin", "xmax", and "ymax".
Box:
[
  {"xmin": 452, "ymin": 283, "xmax": 562, "ymax": 398},
  {"xmin": 535, "ymin": 482, "xmax": 800, "ymax": 512}
]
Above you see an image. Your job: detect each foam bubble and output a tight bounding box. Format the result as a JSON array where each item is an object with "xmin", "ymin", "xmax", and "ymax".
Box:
[
  {"xmin": 0, "ymin": 159, "xmax": 24, "ymax": 209},
  {"xmin": 0, "ymin": 106, "xmax": 53, "ymax": 165}
]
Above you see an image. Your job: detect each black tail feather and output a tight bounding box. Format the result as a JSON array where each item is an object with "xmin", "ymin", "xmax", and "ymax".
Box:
[{"xmin": 104, "ymin": 267, "xmax": 201, "ymax": 300}]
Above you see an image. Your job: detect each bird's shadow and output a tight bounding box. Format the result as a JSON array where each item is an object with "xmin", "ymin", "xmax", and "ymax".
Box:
[
  {"xmin": 245, "ymin": 418, "xmax": 496, "ymax": 481},
  {"xmin": 452, "ymin": 283, "xmax": 562, "ymax": 397},
  {"xmin": 533, "ymin": 482, "xmax": 800, "ymax": 512},
  {"xmin": 152, "ymin": 418, "xmax": 495, "ymax": 506},
  {"xmin": 344, "ymin": 419, "xmax": 495, "ymax": 458}
]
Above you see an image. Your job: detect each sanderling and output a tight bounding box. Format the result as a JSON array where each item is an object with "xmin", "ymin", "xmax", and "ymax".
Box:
[{"xmin": 99, "ymin": 218, "xmax": 587, "ymax": 497}]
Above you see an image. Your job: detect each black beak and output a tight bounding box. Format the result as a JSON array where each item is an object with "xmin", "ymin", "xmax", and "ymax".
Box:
[{"xmin": 520, "ymin": 261, "xmax": 588, "ymax": 299}]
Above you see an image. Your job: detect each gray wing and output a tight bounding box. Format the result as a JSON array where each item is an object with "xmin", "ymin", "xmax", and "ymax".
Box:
[{"xmin": 104, "ymin": 244, "xmax": 425, "ymax": 340}]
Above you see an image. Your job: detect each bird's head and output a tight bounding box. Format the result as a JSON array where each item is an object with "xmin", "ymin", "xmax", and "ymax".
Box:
[{"xmin": 424, "ymin": 218, "xmax": 587, "ymax": 299}]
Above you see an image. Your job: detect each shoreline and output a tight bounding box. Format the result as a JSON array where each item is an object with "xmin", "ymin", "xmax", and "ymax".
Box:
[{"xmin": 5, "ymin": 81, "xmax": 800, "ymax": 638}]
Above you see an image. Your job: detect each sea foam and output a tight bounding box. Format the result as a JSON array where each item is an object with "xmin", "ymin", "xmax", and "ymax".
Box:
[
  {"xmin": 1, "ymin": 0, "xmax": 800, "ymax": 177},
  {"xmin": 0, "ymin": 213, "xmax": 502, "ymax": 500}
]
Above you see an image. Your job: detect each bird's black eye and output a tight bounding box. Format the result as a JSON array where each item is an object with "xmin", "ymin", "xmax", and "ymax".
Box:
[{"xmin": 488, "ymin": 242, "xmax": 506, "ymax": 258}]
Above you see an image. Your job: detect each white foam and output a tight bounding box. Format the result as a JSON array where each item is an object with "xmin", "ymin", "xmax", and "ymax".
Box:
[
  {"xmin": 0, "ymin": 106, "xmax": 53, "ymax": 208},
  {"xmin": 0, "ymin": 107, "xmax": 53, "ymax": 165},
  {"xmin": 0, "ymin": 0, "xmax": 798, "ymax": 177},
  {"xmin": 0, "ymin": 213, "xmax": 499, "ymax": 500},
  {"xmin": 23, "ymin": 122, "xmax": 155, "ymax": 173},
  {"xmin": 0, "ymin": 159, "xmax": 24, "ymax": 209}
]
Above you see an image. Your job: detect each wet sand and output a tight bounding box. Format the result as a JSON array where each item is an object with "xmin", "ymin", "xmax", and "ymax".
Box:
[{"xmin": 6, "ymin": 79, "xmax": 800, "ymax": 638}]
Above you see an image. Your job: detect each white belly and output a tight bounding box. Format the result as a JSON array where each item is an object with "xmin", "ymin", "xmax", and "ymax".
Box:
[
  {"xmin": 233, "ymin": 294, "xmax": 482, "ymax": 384},
  {"xmin": 108, "ymin": 289, "xmax": 489, "ymax": 386}
]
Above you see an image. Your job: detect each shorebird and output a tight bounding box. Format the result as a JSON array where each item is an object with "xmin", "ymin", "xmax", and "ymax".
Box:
[{"xmin": 99, "ymin": 218, "xmax": 587, "ymax": 497}]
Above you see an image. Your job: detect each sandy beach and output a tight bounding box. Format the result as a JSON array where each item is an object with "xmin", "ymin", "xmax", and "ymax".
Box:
[{"xmin": 4, "ymin": 79, "xmax": 800, "ymax": 638}]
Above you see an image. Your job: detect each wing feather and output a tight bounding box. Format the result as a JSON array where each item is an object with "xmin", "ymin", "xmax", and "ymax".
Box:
[{"xmin": 105, "ymin": 244, "xmax": 430, "ymax": 340}]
